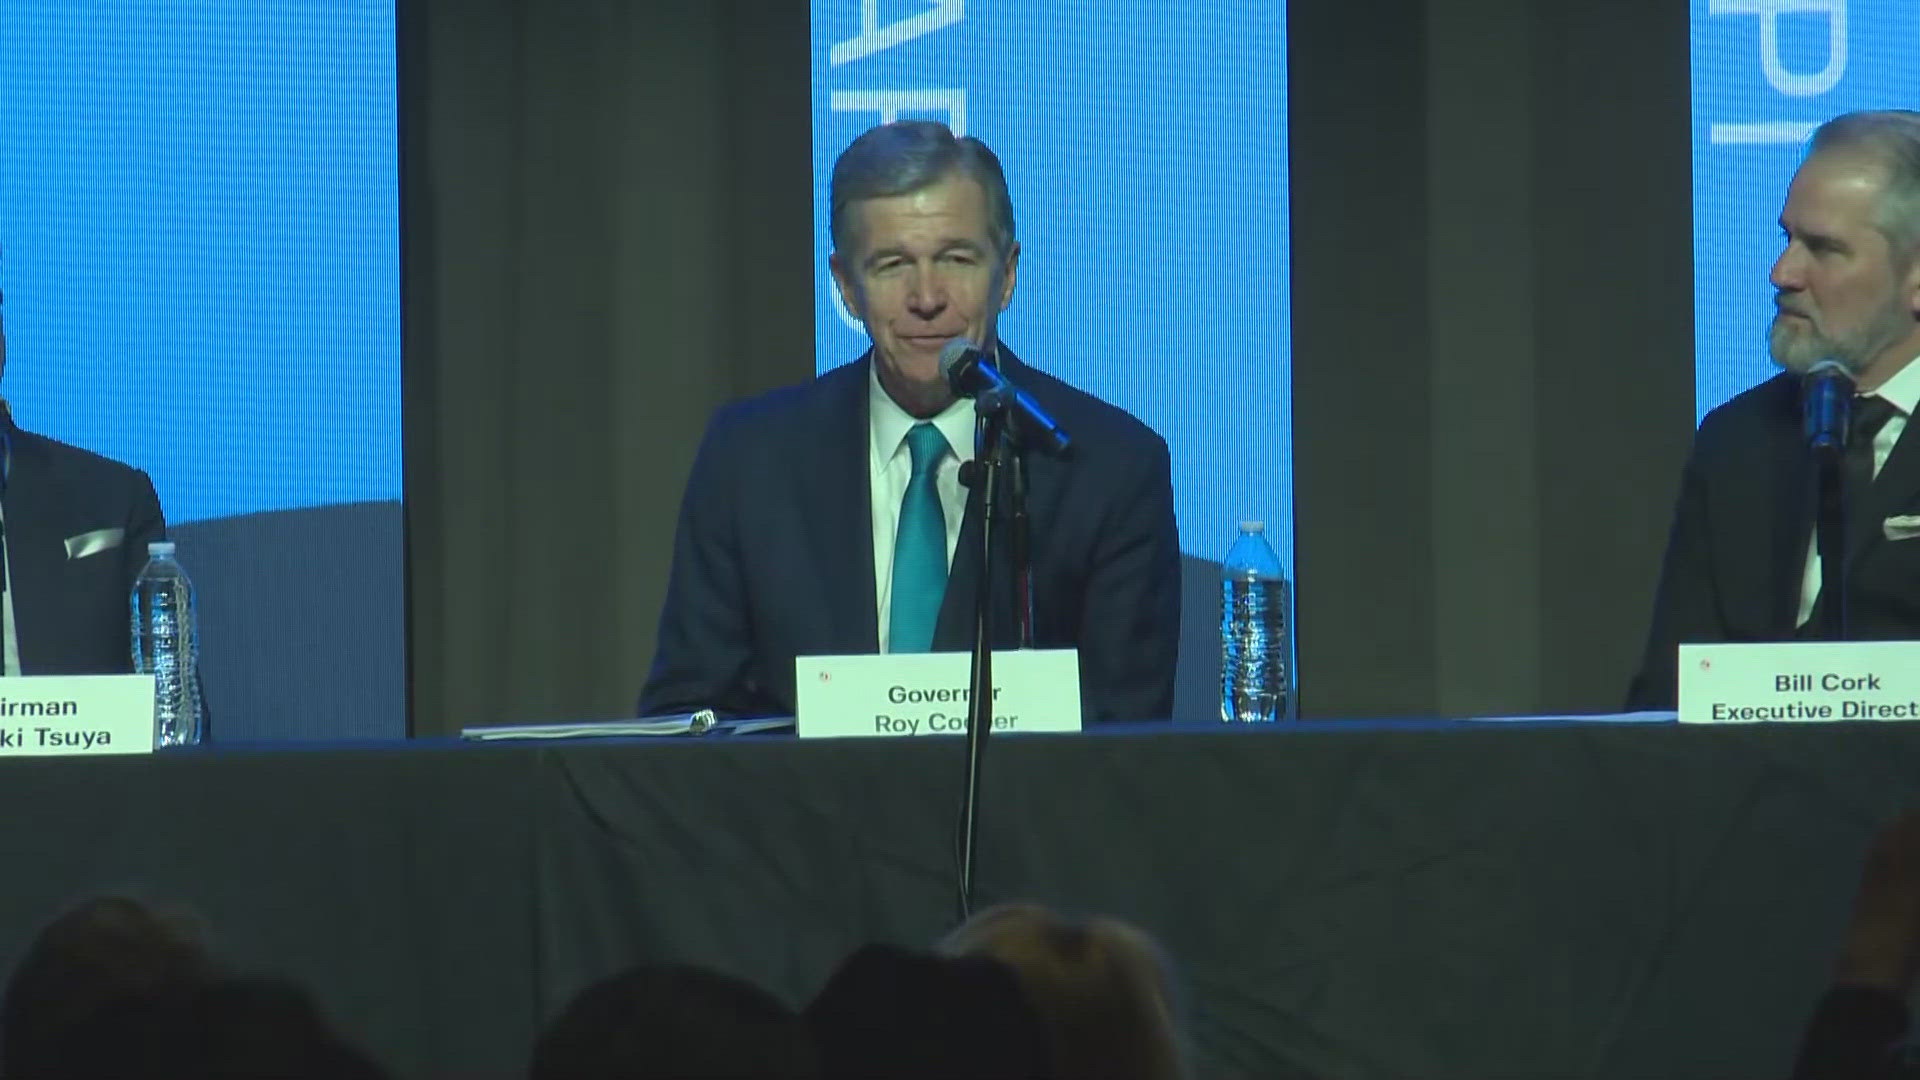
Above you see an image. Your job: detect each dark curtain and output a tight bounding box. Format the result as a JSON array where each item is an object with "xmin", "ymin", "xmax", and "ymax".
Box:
[
  {"xmin": 1290, "ymin": 0, "xmax": 1693, "ymax": 717},
  {"xmin": 400, "ymin": 1, "xmax": 814, "ymax": 735}
]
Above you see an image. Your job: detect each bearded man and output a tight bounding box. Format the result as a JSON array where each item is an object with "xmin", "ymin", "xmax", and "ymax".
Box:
[{"xmin": 1629, "ymin": 111, "xmax": 1920, "ymax": 709}]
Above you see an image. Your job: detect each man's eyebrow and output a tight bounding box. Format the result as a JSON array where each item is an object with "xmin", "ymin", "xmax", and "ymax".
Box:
[{"xmin": 862, "ymin": 240, "xmax": 987, "ymax": 267}]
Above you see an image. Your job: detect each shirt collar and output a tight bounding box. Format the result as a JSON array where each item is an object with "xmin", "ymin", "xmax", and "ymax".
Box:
[
  {"xmin": 868, "ymin": 356, "xmax": 976, "ymax": 472},
  {"xmin": 1869, "ymin": 352, "xmax": 1920, "ymax": 418}
]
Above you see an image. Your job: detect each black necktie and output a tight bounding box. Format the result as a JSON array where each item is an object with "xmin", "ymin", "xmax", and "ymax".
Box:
[
  {"xmin": 1843, "ymin": 395, "xmax": 1900, "ymax": 539},
  {"xmin": 1805, "ymin": 395, "xmax": 1900, "ymax": 636}
]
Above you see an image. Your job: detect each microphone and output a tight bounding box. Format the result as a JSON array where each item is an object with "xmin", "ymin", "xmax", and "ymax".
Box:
[
  {"xmin": 939, "ymin": 339, "xmax": 1072, "ymax": 457},
  {"xmin": 1802, "ymin": 359, "xmax": 1854, "ymax": 456}
]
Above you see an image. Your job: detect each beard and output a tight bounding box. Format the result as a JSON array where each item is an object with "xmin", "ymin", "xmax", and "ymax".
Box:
[{"xmin": 1769, "ymin": 294, "xmax": 1915, "ymax": 377}]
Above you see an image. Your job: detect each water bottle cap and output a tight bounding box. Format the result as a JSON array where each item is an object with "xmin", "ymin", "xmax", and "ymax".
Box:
[
  {"xmin": 148, "ymin": 541, "xmax": 176, "ymax": 556},
  {"xmin": 1238, "ymin": 521, "xmax": 1265, "ymax": 533}
]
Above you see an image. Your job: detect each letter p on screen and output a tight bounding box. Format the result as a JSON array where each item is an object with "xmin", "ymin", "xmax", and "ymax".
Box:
[{"xmin": 1709, "ymin": 0, "xmax": 1847, "ymax": 97}]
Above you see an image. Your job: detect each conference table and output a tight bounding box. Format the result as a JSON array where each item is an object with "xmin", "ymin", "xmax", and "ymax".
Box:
[{"xmin": 2, "ymin": 717, "xmax": 1914, "ymax": 1079}]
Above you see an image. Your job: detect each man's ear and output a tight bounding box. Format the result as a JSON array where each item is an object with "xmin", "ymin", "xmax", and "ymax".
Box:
[
  {"xmin": 829, "ymin": 253, "xmax": 863, "ymax": 321},
  {"xmin": 1901, "ymin": 244, "xmax": 1920, "ymax": 317}
]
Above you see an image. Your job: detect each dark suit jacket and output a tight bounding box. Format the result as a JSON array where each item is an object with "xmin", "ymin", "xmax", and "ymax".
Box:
[
  {"xmin": 3, "ymin": 421, "xmax": 166, "ymax": 675},
  {"xmin": 1629, "ymin": 371, "xmax": 1920, "ymax": 709},
  {"xmin": 640, "ymin": 348, "xmax": 1181, "ymax": 722}
]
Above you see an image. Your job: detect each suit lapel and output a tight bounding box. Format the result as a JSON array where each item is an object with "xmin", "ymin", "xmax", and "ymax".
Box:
[
  {"xmin": 799, "ymin": 358, "xmax": 880, "ymax": 654},
  {"xmin": 1769, "ymin": 401, "xmax": 1816, "ymax": 632}
]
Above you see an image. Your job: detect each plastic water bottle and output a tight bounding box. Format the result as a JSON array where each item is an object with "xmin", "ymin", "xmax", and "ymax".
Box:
[
  {"xmin": 131, "ymin": 541, "xmax": 203, "ymax": 747},
  {"xmin": 1221, "ymin": 521, "xmax": 1290, "ymax": 723}
]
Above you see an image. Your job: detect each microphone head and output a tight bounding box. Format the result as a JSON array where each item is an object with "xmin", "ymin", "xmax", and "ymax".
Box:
[
  {"xmin": 939, "ymin": 338, "xmax": 980, "ymax": 384},
  {"xmin": 1802, "ymin": 358, "xmax": 1853, "ymax": 455},
  {"xmin": 1803, "ymin": 358, "xmax": 1855, "ymax": 384}
]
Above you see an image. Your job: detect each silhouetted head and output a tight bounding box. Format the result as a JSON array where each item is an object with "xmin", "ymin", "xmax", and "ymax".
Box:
[
  {"xmin": 804, "ymin": 942, "xmax": 1050, "ymax": 1079},
  {"xmin": 531, "ymin": 962, "xmax": 816, "ymax": 1080},
  {"xmin": 941, "ymin": 903, "xmax": 1191, "ymax": 1080},
  {"xmin": 0, "ymin": 896, "xmax": 212, "ymax": 1078}
]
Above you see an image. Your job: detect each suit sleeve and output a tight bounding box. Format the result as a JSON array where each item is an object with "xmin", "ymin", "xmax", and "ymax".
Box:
[
  {"xmin": 120, "ymin": 469, "xmax": 167, "ymax": 590},
  {"xmin": 1077, "ymin": 435, "xmax": 1181, "ymax": 721},
  {"xmin": 103, "ymin": 469, "xmax": 166, "ymax": 676},
  {"xmin": 1627, "ymin": 440, "xmax": 1720, "ymax": 711},
  {"xmin": 638, "ymin": 412, "xmax": 759, "ymax": 718}
]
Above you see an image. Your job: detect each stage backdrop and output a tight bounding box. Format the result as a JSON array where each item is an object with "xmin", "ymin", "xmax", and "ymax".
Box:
[
  {"xmin": 1692, "ymin": 0, "xmax": 1915, "ymax": 415},
  {"xmin": 810, "ymin": 2, "xmax": 1292, "ymax": 715},
  {"xmin": 0, "ymin": 1, "xmax": 404, "ymax": 738}
]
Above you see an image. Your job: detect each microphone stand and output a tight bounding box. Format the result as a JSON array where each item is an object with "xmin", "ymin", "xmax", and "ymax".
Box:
[
  {"xmin": 1010, "ymin": 444, "xmax": 1034, "ymax": 648},
  {"xmin": 1814, "ymin": 447, "xmax": 1847, "ymax": 640},
  {"xmin": 957, "ymin": 395, "xmax": 1011, "ymax": 919},
  {"xmin": 1805, "ymin": 373, "xmax": 1850, "ymax": 641}
]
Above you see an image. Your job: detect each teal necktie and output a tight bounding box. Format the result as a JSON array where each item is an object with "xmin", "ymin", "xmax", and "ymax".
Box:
[{"xmin": 889, "ymin": 422, "xmax": 950, "ymax": 653}]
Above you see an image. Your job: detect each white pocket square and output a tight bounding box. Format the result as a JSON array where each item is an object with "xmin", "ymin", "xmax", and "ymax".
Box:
[
  {"xmin": 64, "ymin": 528, "xmax": 125, "ymax": 560},
  {"xmin": 1885, "ymin": 515, "xmax": 1920, "ymax": 542}
]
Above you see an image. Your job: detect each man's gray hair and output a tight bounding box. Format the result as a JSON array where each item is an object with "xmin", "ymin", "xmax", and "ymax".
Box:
[
  {"xmin": 1811, "ymin": 110, "xmax": 1920, "ymax": 263},
  {"xmin": 829, "ymin": 120, "xmax": 1016, "ymax": 258}
]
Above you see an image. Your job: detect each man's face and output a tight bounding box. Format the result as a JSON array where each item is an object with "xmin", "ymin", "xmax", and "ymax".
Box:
[
  {"xmin": 830, "ymin": 172, "xmax": 1019, "ymax": 417},
  {"xmin": 1770, "ymin": 152, "xmax": 1920, "ymax": 386}
]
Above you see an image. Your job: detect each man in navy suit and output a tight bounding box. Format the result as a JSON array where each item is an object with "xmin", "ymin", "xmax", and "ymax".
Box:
[
  {"xmin": 0, "ymin": 272, "xmax": 166, "ymax": 676},
  {"xmin": 1631, "ymin": 111, "xmax": 1920, "ymax": 709},
  {"xmin": 641, "ymin": 121, "xmax": 1180, "ymax": 722}
]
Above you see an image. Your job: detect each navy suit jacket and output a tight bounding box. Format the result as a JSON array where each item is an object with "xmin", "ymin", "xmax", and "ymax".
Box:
[
  {"xmin": 1629, "ymin": 371, "xmax": 1920, "ymax": 709},
  {"xmin": 3, "ymin": 421, "xmax": 166, "ymax": 675},
  {"xmin": 640, "ymin": 348, "xmax": 1181, "ymax": 722}
]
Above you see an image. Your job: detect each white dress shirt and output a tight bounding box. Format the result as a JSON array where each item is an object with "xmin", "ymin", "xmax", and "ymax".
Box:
[
  {"xmin": 1795, "ymin": 354, "xmax": 1920, "ymax": 627},
  {"xmin": 869, "ymin": 363, "xmax": 975, "ymax": 653}
]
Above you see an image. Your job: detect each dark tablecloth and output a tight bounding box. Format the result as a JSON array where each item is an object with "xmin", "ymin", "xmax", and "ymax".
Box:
[{"xmin": 1, "ymin": 719, "xmax": 1914, "ymax": 1079}]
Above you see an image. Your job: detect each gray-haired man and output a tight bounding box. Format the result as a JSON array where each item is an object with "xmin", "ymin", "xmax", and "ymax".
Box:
[
  {"xmin": 641, "ymin": 121, "xmax": 1181, "ymax": 722},
  {"xmin": 1632, "ymin": 110, "xmax": 1920, "ymax": 708}
]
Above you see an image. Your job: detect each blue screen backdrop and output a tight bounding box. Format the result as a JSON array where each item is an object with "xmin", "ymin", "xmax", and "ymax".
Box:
[
  {"xmin": 0, "ymin": 1, "xmax": 404, "ymax": 738},
  {"xmin": 810, "ymin": 2, "xmax": 1293, "ymax": 569},
  {"xmin": 1692, "ymin": 0, "xmax": 1916, "ymax": 417},
  {"xmin": 0, "ymin": 1, "xmax": 401, "ymax": 522}
]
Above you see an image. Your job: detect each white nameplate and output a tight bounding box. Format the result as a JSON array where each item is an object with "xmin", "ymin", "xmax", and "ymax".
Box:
[
  {"xmin": 795, "ymin": 649, "xmax": 1083, "ymax": 739},
  {"xmin": 0, "ymin": 675, "xmax": 156, "ymax": 756},
  {"xmin": 1679, "ymin": 641, "xmax": 1920, "ymax": 723}
]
